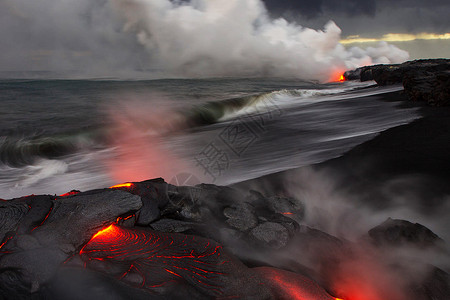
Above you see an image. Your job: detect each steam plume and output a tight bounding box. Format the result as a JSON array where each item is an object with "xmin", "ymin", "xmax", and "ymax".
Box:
[{"xmin": 110, "ymin": 0, "xmax": 409, "ymax": 81}]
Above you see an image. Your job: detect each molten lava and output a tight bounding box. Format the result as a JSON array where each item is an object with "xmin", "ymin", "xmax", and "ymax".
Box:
[
  {"xmin": 79, "ymin": 224, "xmax": 234, "ymax": 297},
  {"xmin": 59, "ymin": 190, "xmax": 80, "ymax": 197},
  {"xmin": 0, "ymin": 236, "xmax": 13, "ymax": 252},
  {"xmin": 109, "ymin": 182, "xmax": 134, "ymax": 189},
  {"xmin": 329, "ymin": 70, "xmax": 346, "ymax": 82},
  {"xmin": 78, "ymin": 225, "xmax": 344, "ymax": 299},
  {"xmin": 91, "ymin": 224, "xmax": 117, "ymax": 240}
]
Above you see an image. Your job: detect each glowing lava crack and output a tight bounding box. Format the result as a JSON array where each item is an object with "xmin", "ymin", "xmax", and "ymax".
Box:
[
  {"xmin": 79, "ymin": 224, "xmax": 258, "ymax": 298},
  {"xmin": 78, "ymin": 224, "xmax": 338, "ymax": 299}
]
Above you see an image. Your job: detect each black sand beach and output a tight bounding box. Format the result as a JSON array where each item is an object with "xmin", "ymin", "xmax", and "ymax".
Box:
[{"xmin": 238, "ymin": 90, "xmax": 450, "ymax": 210}]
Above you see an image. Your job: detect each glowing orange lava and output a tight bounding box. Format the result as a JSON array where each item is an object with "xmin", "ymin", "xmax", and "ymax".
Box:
[
  {"xmin": 91, "ymin": 224, "xmax": 117, "ymax": 240},
  {"xmin": 329, "ymin": 70, "xmax": 346, "ymax": 82},
  {"xmin": 109, "ymin": 183, "xmax": 134, "ymax": 189},
  {"xmin": 59, "ymin": 191, "xmax": 80, "ymax": 197},
  {"xmin": 0, "ymin": 236, "xmax": 12, "ymax": 251},
  {"xmin": 80, "ymin": 224, "xmax": 119, "ymax": 254}
]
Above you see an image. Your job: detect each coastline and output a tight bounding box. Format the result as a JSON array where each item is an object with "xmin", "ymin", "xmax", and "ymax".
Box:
[
  {"xmin": 233, "ymin": 89, "xmax": 450, "ymax": 239},
  {"xmin": 1, "ymin": 66, "xmax": 449, "ymax": 299}
]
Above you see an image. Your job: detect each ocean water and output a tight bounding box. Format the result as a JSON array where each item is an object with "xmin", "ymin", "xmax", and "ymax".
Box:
[{"xmin": 0, "ymin": 78, "xmax": 419, "ymax": 199}]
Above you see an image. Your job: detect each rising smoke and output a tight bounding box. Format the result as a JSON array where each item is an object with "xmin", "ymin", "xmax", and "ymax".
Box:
[
  {"xmin": 236, "ymin": 166, "xmax": 450, "ymax": 300},
  {"xmin": 1, "ymin": 0, "xmax": 410, "ymax": 80}
]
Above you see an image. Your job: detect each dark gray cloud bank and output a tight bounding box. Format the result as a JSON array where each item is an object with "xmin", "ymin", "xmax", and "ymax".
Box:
[
  {"xmin": 0, "ymin": 0, "xmax": 448, "ymax": 79},
  {"xmin": 264, "ymin": 0, "xmax": 450, "ymax": 35}
]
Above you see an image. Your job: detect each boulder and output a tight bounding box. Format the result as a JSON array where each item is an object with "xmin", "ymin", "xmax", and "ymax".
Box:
[
  {"xmin": 250, "ymin": 222, "xmax": 290, "ymax": 249},
  {"xmin": 367, "ymin": 218, "xmax": 444, "ymax": 248}
]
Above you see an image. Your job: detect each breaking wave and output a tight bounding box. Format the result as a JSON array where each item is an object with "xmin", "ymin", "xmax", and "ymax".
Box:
[
  {"xmin": 0, "ymin": 132, "xmax": 101, "ymax": 167},
  {"xmin": 186, "ymin": 82, "xmax": 377, "ymax": 125}
]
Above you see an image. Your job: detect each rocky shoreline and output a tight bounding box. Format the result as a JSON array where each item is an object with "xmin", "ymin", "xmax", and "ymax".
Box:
[
  {"xmin": 1, "ymin": 176, "xmax": 448, "ymax": 299},
  {"xmin": 344, "ymin": 59, "xmax": 450, "ymax": 106}
]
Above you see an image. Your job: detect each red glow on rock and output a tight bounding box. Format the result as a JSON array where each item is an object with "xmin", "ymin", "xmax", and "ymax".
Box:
[
  {"xmin": 281, "ymin": 212, "xmax": 294, "ymax": 215},
  {"xmin": 80, "ymin": 225, "xmax": 231, "ymax": 296},
  {"xmin": 330, "ymin": 253, "xmax": 407, "ymax": 300},
  {"xmin": 91, "ymin": 224, "xmax": 118, "ymax": 240},
  {"xmin": 59, "ymin": 190, "xmax": 80, "ymax": 197},
  {"xmin": 116, "ymin": 214, "xmax": 135, "ymax": 223},
  {"xmin": 256, "ymin": 267, "xmax": 336, "ymax": 300},
  {"xmin": 0, "ymin": 236, "xmax": 13, "ymax": 252},
  {"xmin": 31, "ymin": 207, "xmax": 53, "ymax": 232},
  {"xmin": 339, "ymin": 74, "xmax": 345, "ymax": 82},
  {"xmin": 109, "ymin": 183, "xmax": 134, "ymax": 189}
]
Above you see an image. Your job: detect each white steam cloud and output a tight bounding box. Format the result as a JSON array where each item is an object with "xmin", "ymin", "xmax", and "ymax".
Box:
[
  {"xmin": 0, "ymin": 0, "xmax": 409, "ymax": 80},
  {"xmin": 110, "ymin": 0, "xmax": 409, "ymax": 81}
]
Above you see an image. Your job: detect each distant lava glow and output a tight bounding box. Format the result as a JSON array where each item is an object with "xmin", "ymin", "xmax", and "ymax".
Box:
[
  {"xmin": 59, "ymin": 190, "xmax": 80, "ymax": 197},
  {"xmin": 109, "ymin": 182, "xmax": 134, "ymax": 189},
  {"xmin": 329, "ymin": 70, "xmax": 346, "ymax": 82}
]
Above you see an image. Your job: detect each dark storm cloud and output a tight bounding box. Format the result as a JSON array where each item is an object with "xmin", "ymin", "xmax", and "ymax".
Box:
[
  {"xmin": 263, "ymin": 0, "xmax": 376, "ymax": 18},
  {"xmin": 263, "ymin": 0, "xmax": 450, "ymax": 36},
  {"xmin": 263, "ymin": 0, "xmax": 449, "ymax": 19},
  {"xmin": 0, "ymin": 0, "xmax": 148, "ymax": 75},
  {"xmin": 0, "ymin": 0, "xmax": 448, "ymax": 75}
]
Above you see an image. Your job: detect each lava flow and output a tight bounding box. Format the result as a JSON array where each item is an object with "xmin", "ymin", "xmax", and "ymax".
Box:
[
  {"xmin": 79, "ymin": 224, "xmax": 234, "ymax": 297},
  {"xmin": 78, "ymin": 224, "xmax": 343, "ymax": 299},
  {"xmin": 329, "ymin": 70, "xmax": 346, "ymax": 82},
  {"xmin": 109, "ymin": 182, "xmax": 134, "ymax": 189},
  {"xmin": 59, "ymin": 190, "xmax": 80, "ymax": 197}
]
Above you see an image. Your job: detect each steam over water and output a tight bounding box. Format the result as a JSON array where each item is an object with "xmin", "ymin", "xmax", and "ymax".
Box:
[
  {"xmin": 1, "ymin": 0, "xmax": 409, "ymax": 80},
  {"xmin": 0, "ymin": 78, "xmax": 419, "ymax": 199},
  {"xmin": 109, "ymin": 0, "xmax": 409, "ymax": 80}
]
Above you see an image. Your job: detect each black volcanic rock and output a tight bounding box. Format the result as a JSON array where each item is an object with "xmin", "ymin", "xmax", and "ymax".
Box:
[
  {"xmin": 0, "ymin": 200, "xmax": 28, "ymax": 242},
  {"xmin": 0, "ymin": 180, "xmax": 336, "ymax": 299},
  {"xmin": 150, "ymin": 218, "xmax": 199, "ymax": 233},
  {"xmin": 415, "ymin": 267, "xmax": 450, "ymax": 300},
  {"xmin": 223, "ymin": 203, "xmax": 258, "ymax": 231},
  {"xmin": 0, "ymin": 190, "xmax": 142, "ymax": 296},
  {"xmin": 0, "ymin": 179, "xmax": 447, "ymax": 300},
  {"xmin": 403, "ymin": 70, "xmax": 450, "ymax": 106},
  {"xmin": 344, "ymin": 59, "xmax": 450, "ymax": 106},
  {"xmin": 368, "ymin": 218, "xmax": 444, "ymax": 248},
  {"xmin": 250, "ymin": 222, "xmax": 289, "ymax": 249},
  {"xmin": 110, "ymin": 178, "xmax": 169, "ymax": 225}
]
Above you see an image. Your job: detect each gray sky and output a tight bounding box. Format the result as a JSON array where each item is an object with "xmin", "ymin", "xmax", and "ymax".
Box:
[
  {"xmin": 0, "ymin": 0, "xmax": 448, "ymax": 77},
  {"xmin": 263, "ymin": 0, "xmax": 450, "ymax": 35}
]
